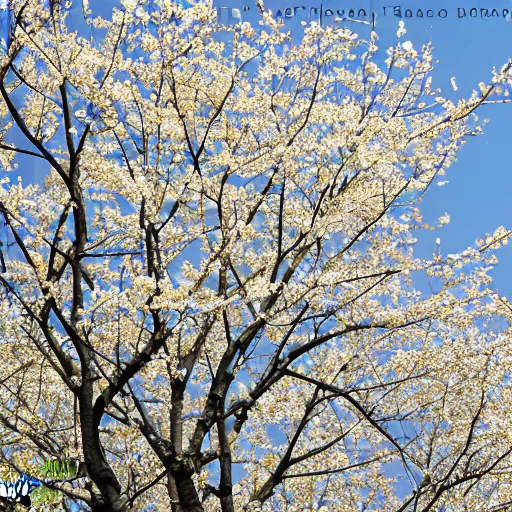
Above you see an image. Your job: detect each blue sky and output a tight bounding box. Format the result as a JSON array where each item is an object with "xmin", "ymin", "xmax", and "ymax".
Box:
[
  {"xmin": 279, "ymin": 1, "xmax": 512, "ymax": 298},
  {"xmin": 215, "ymin": 0, "xmax": 512, "ymax": 293},
  {"xmin": 367, "ymin": 0, "xmax": 512, "ymax": 297}
]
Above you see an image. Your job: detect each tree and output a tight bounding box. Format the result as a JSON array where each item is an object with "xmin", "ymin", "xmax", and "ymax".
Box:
[{"xmin": 0, "ymin": 0, "xmax": 511, "ymax": 510}]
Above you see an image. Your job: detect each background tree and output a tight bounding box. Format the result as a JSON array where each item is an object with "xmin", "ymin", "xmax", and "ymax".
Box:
[{"xmin": 0, "ymin": 0, "xmax": 511, "ymax": 511}]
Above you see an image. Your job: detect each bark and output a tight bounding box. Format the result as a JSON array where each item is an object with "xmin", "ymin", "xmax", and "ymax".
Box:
[
  {"xmin": 173, "ymin": 469, "xmax": 204, "ymax": 512},
  {"xmin": 218, "ymin": 408, "xmax": 235, "ymax": 512},
  {"xmin": 171, "ymin": 385, "xmax": 204, "ymax": 511},
  {"xmin": 80, "ymin": 379, "xmax": 128, "ymax": 512},
  {"xmin": 169, "ymin": 382, "xmax": 185, "ymax": 512},
  {"xmin": 167, "ymin": 473, "xmax": 183, "ymax": 512}
]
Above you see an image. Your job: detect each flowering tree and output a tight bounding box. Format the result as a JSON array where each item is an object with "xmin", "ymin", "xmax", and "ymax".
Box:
[{"xmin": 0, "ymin": 0, "xmax": 512, "ymax": 511}]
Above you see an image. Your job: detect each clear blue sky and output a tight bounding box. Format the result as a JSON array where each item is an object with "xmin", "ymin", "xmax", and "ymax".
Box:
[
  {"xmin": 366, "ymin": 0, "xmax": 512, "ymax": 298},
  {"xmin": 216, "ymin": 0, "xmax": 512, "ymax": 294}
]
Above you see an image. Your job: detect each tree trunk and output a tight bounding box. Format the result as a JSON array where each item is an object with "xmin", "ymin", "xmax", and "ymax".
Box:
[
  {"xmin": 168, "ymin": 473, "xmax": 183, "ymax": 512},
  {"xmin": 173, "ymin": 470, "xmax": 204, "ymax": 512},
  {"xmin": 80, "ymin": 380, "xmax": 128, "ymax": 512}
]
